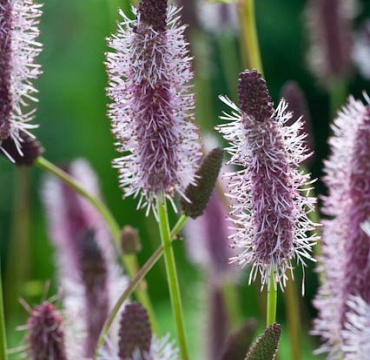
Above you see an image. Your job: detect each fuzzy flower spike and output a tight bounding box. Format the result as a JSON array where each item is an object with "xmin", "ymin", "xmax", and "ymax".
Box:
[
  {"xmin": 106, "ymin": 0, "xmax": 201, "ymax": 214},
  {"xmin": 0, "ymin": 0, "xmax": 42, "ymax": 160},
  {"xmin": 313, "ymin": 95, "xmax": 370, "ymax": 360},
  {"xmin": 216, "ymin": 69, "xmax": 318, "ymax": 289}
]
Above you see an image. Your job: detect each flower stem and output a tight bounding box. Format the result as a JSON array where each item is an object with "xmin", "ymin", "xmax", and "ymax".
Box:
[
  {"xmin": 0, "ymin": 261, "xmax": 8, "ymax": 360},
  {"xmin": 329, "ymin": 78, "xmax": 347, "ymax": 117},
  {"xmin": 238, "ymin": 0, "xmax": 263, "ymax": 73},
  {"xmin": 94, "ymin": 216, "xmax": 188, "ymax": 359},
  {"xmin": 157, "ymin": 197, "xmax": 189, "ymax": 360},
  {"xmin": 34, "ymin": 156, "xmax": 158, "ymax": 331},
  {"xmin": 266, "ymin": 268, "xmax": 277, "ymax": 327},
  {"xmin": 284, "ymin": 272, "xmax": 301, "ymax": 360}
]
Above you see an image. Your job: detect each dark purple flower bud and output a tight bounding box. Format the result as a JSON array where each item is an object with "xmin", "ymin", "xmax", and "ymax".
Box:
[
  {"xmin": 106, "ymin": 0, "xmax": 201, "ymax": 213},
  {"xmin": 180, "ymin": 148, "xmax": 223, "ymax": 219},
  {"xmin": 138, "ymin": 0, "xmax": 167, "ymax": 32},
  {"xmin": 305, "ymin": 0, "xmax": 353, "ymax": 84},
  {"xmin": 118, "ymin": 303, "xmax": 152, "ymax": 359},
  {"xmin": 280, "ymin": 81, "xmax": 315, "ymax": 163},
  {"xmin": 217, "ymin": 70, "xmax": 318, "ymax": 288},
  {"xmin": 26, "ymin": 302, "xmax": 68, "ymax": 360},
  {"xmin": 313, "ymin": 96, "xmax": 370, "ymax": 359},
  {"xmin": 0, "ymin": 133, "xmax": 43, "ymax": 165},
  {"xmin": 120, "ymin": 225, "xmax": 142, "ymax": 255},
  {"xmin": 237, "ymin": 70, "xmax": 274, "ymax": 123},
  {"xmin": 0, "ymin": 0, "xmax": 42, "ymax": 158}
]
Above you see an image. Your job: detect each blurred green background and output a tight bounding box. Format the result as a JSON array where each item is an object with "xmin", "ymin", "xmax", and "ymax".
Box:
[{"xmin": 1, "ymin": 0, "xmax": 370, "ymax": 358}]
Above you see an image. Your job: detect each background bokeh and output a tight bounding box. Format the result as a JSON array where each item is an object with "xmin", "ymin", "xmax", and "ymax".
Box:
[{"xmin": 1, "ymin": 0, "xmax": 370, "ymax": 358}]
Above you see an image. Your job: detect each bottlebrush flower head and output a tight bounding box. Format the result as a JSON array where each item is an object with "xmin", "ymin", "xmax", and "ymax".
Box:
[
  {"xmin": 0, "ymin": 0, "xmax": 42, "ymax": 160},
  {"xmin": 313, "ymin": 96, "xmax": 370, "ymax": 359},
  {"xmin": 305, "ymin": 0, "xmax": 354, "ymax": 85},
  {"xmin": 216, "ymin": 69, "xmax": 318, "ymax": 289},
  {"xmin": 42, "ymin": 159, "xmax": 128, "ymax": 359},
  {"xmin": 26, "ymin": 302, "xmax": 68, "ymax": 360},
  {"xmin": 106, "ymin": 0, "xmax": 201, "ymax": 214}
]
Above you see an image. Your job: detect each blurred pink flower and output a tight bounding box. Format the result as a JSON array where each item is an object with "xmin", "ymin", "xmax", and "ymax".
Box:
[
  {"xmin": 313, "ymin": 96, "xmax": 370, "ymax": 359},
  {"xmin": 42, "ymin": 159, "xmax": 128, "ymax": 359}
]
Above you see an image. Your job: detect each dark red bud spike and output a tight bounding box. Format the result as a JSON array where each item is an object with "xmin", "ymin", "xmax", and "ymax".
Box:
[
  {"xmin": 138, "ymin": 0, "xmax": 167, "ymax": 32},
  {"xmin": 237, "ymin": 69, "xmax": 274, "ymax": 122},
  {"xmin": 118, "ymin": 303, "xmax": 152, "ymax": 359}
]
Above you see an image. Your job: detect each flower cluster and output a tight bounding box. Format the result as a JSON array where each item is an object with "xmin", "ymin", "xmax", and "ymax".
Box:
[
  {"xmin": 0, "ymin": 0, "xmax": 42, "ymax": 159},
  {"xmin": 217, "ymin": 69, "xmax": 317, "ymax": 288},
  {"xmin": 106, "ymin": 0, "xmax": 201, "ymax": 213},
  {"xmin": 313, "ymin": 96, "xmax": 370, "ymax": 359}
]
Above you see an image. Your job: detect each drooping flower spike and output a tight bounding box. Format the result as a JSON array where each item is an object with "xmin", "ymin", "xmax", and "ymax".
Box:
[
  {"xmin": 106, "ymin": 0, "xmax": 201, "ymax": 214},
  {"xmin": 313, "ymin": 95, "xmax": 370, "ymax": 360},
  {"xmin": 0, "ymin": 0, "xmax": 42, "ymax": 160},
  {"xmin": 216, "ymin": 69, "xmax": 318, "ymax": 289}
]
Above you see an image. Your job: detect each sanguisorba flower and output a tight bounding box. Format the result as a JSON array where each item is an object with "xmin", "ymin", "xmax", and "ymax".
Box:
[
  {"xmin": 313, "ymin": 96, "xmax": 370, "ymax": 360},
  {"xmin": 0, "ymin": 0, "xmax": 42, "ymax": 158},
  {"xmin": 106, "ymin": 0, "xmax": 201, "ymax": 213},
  {"xmin": 26, "ymin": 302, "xmax": 68, "ymax": 360},
  {"xmin": 305, "ymin": 0, "xmax": 355, "ymax": 85},
  {"xmin": 216, "ymin": 69, "xmax": 317, "ymax": 288},
  {"xmin": 42, "ymin": 159, "xmax": 128, "ymax": 359}
]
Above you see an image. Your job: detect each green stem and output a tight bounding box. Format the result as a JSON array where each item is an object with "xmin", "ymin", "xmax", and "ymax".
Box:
[
  {"xmin": 157, "ymin": 198, "xmax": 189, "ymax": 360},
  {"xmin": 94, "ymin": 216, "xmax": 188, "ymax": 359},
  {"xmin": 0, "ymin": 262, "xmax": 8, "ymax": 360},
  {"xmin": 238, "ymin": 0, "xmax": 263, "ymax": 73},
  {"xmin": 284, "ymin": 272, "xmax": 301, "ymax": 360},
  {"xmin": 220, "ymin": 281, "xmax": 243, "ymax": 329},
  {"xmin": 34, "ymin": 157, "xmax": 158, "ymax": 331},
  {"xmin": 329, "ymin": 78, "xmax": 347, "ymax": 117},
  {"xmin": 266, "ymin": 269, "xmax": 277, "ymax": 327}
]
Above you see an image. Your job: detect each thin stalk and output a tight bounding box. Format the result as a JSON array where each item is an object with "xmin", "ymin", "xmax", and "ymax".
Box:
[
  {"xmin": 34, "ymin": 157, "xmax": 158, "ymax": 331},
  {"xmin": 238, "ymin": 0, "xmax": 263, "ymax": 73},
  {"xmin": 266, "ymin": 269, "xmax": 277, "ymax": 327},
  {"xmin": 157, "ymin": 198, "xmax": 189, "ymax": 360},
  {"xmin": 0, "ymin": 262, "xmax": 8, "ymax": 360},
  {"xmin": 284, "ymin": 272, "xmax": 301, "ymax": 360},
  {"xmin": 94, "ymin": 217, "xmax": 188, "ymax": 358},
  {"xmin": 220, "ymin": 281, "xmax": 243, "ymax": 329},
  {"xmin": 329, "ymin": 78, "xmax": 347, "ymax": 117}
]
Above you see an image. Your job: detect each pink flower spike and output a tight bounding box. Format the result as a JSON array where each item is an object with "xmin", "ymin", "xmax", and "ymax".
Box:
[
  {"xmin": 313, "ymin": 95, "xmax": 370, "ymax": 359},
  {"xmin": 216, "ymin": 69, "xmax": 318, "ymax": 289},
  {"xmin": 0, "ymin": 0, "xmax": 42, "ymax": 159},
  {"xmin": 105, "ymin": 0, "xmax": 201, "ymax": 214}
]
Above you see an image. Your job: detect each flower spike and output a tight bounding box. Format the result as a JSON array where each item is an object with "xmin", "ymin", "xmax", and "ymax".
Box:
[
  {"xmin": 313, "ymin": 96, "xmax": 370, "ymax": 359},
  {"xmin": 216, "ymin": 69, "xmax": 318, "ymax": 289},
  {"xmin": 106, "ymin": 0, "xmax": 201, "ymax": 213},
  {"xmin": 0, "ymin": 0, "xmax": 42, "ymax": 160}
]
